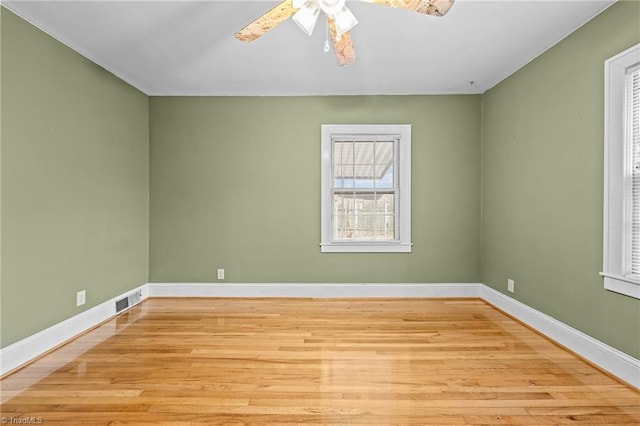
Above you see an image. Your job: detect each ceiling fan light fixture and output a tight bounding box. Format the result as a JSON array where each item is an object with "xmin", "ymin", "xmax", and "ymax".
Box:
[
  {"xmin": 318, "ymin": 0, "xmax": 346, "ymax": 16},
  {"xmin": 332, "ymin": 5, "xmax": 358, "ymax": 38},
  {"xmin": 292, "ymin": 1, "xmax": 321, "ymax": 36},
  {"xmin": 235, "ymin": 0, "xmax": 457, "ymax": 66}
]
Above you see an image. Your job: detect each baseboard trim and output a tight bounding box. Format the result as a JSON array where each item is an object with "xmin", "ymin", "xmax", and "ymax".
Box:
[
  {"xmin": 2, "ymin": 282, "xmax": 638, "ymax": 390},
  {"xmin": 147, "ymin": 282, "xmax": 483, "ymax": 298},
  {"xmin": 480, "ymin": 285, "xmax": 640, "ymax": 390},
  {"xmin": 0, "ymin": 284, "xmax": 149, "ymax": 377}
]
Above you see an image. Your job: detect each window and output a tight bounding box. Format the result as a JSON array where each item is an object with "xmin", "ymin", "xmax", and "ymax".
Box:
[
  {"xmin": 602, "ymin": 42, "xmax": 640, "ymax": 299},
  {"xmin": 320, "ymin": 124, "xmax": 411, "ymax": 252}
]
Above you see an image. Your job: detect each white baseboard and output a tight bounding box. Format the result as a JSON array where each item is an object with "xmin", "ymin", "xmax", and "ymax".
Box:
[
  {"xmin": 2, "ymin": 282, "xmax": 638, "ymax": 390},
  {"xmin": 147, "ymin": 282, "xmax": 483, "ymax": 298},
  {"xmin": 0, "ymin": 284, "xmax": 149, "ymax": 376},
  {"xmin": 480, "ymin": 285, "xmax": 640, "ymax": 389}
]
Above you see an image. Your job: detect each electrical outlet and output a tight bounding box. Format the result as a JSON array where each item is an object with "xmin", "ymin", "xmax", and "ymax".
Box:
[
  {"xmin": 217, "ymin": 269, "xmax": 225, "ymax": 280},
  {"xmin": 507, "ymin": 279, "xmax": 515, "ymax": 293},
  {"xmin": 76, "ymin": 290, "xmax": 86, "ymax": 306}
]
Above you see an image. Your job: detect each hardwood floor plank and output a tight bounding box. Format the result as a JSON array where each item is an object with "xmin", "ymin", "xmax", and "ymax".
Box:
[{"xmin": 1, "ymin": 298, "xmax": 638, "ymax": 425}]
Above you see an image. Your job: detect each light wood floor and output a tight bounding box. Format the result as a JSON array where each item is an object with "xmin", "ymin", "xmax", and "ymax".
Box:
[{"xmin": 1, "ymin": 298, "xmax": 639, "ymax": 425}]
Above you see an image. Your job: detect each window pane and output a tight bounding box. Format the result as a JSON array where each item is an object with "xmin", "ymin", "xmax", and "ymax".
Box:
[
  {"xmin": 333, "ymin": 141, "xmax": 353, "ymax": 189},
  {"xmin": 352, "ymin": 141, "xmax": 374, "ymax": 189},
  {"xmin": 334, "ymin": 140, "xmax": 397, "ymax": 190},
  {"xmin": 332, "ymin": 192, "xmax": 395, "ymax": 240},
  {"xmin": 375, "ymin": 165, "xmax": 394, "ymax": 189},
  {"xmin": 333, "ymin": 164, "xmax": 353, "ymax": 189},
  {"xmin": 375, "ymin": 141, "xmax": 394, "ymax": 188},
  {"xmin": 333, "ymin": 141, "xmax": 351, "ymax": 166},
  {"xmin": 354, "ymin": 140, "xmax": 374, "ymax": 172},
  {"xmin": 630, "ymin": 67, "xmax": 640, "ymax": 275}
]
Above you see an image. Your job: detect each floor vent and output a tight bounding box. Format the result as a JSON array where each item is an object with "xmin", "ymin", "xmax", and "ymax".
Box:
[{"xmin": 115, "ymin": 290, "xmax": 143, "ymax": 314}]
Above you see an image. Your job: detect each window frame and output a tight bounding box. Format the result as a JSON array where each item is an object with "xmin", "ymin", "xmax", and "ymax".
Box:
[
  {"xmin": 602, "ymin": 42, "xmax": 640, "ymax": 299},
  {"xmin": 320, "ymin": 124, "xmax": 412, "ymax": 253}
]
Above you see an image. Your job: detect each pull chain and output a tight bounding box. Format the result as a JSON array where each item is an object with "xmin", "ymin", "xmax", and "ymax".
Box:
[{"xmin": 324, "ymin": 18, "xmax": 331, "ymax": 52}]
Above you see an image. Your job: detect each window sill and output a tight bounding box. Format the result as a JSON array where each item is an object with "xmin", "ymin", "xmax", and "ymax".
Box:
[
  {"xmin": 600, "ymin": 273, "xmax": 640, "ymax": 299},
  {"xmin": 320, "ymin": 243, "xmax": 413, "ymax": 253}
]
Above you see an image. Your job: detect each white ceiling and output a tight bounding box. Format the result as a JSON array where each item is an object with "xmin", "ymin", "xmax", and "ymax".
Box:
[{"xmin": 3, "ymin": 0, "xmax": 615, "ymax": 96}]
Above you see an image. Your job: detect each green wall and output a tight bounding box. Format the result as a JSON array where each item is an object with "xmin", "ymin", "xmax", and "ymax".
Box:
[
  {"xmin": 481, "ymin": 1, "xmax": 640, "ymax": 358},
  {"xmin": 149, "ymin": 96, "xmax": 481, "ymax": 283},
  {"xmin": 2, "ymin": 0, "xmax": 640, "ymax": 363},
  {"xmin": 0, "ymin": 10, "xmax": 149, "ymax": 347}
]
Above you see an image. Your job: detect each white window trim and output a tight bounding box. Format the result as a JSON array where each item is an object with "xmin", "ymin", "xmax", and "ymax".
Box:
[
  {"xmin": 321, "ymin": 124, "xmax": 412, "ymax": 253},
  {"xmin": 602, "ymin": 42, "xmax": 640, "ymax": 299}
]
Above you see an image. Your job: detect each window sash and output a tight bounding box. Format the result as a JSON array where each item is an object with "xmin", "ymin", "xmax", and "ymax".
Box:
[
  {"xmin": 627, "ymin": 65, "xmax": 640, "ymax": 277},
  {"xmin": 330, "ymin": 137, "xmax": 400, "ymax": 242},
  {"xmin": 332, "ymin": 190, "xmax": 397, "ymax": 241}
]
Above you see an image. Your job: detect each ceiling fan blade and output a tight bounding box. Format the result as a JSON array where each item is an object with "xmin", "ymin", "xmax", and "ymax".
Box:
[
  {"xmin": 364, "ymin": 0, "xmax": 454, "ymax": 17},
  {"xmin": 235, "ymin": 0, "xmax": 299, "ymax": 43},
  {"xmin": 328, "ymin": 18, "xmax": 356, "ymax": 66}
]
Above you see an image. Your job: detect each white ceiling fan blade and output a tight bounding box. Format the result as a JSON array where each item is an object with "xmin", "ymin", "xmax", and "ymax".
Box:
[
  {"xmin": 333, "ymin": 5, "xmax": 358, "ymax": 38},
  {"xmin": 292, "ymin": 1, "xmax": 321, "ymax": 35}
]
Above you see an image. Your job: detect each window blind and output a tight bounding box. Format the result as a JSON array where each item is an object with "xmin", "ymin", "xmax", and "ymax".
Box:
[{"xmin": 629, "ymin": 65, "xmax": 640, "ymax": 275}]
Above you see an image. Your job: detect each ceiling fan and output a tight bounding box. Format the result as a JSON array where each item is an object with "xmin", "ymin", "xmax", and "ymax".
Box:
[{"xmin": 235, "ymin": 0, "xmax": 455, "ymax": 66}]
